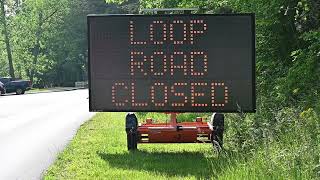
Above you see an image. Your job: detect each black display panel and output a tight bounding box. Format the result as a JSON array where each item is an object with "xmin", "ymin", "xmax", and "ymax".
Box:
[{"xmin": 88, "ymin": 14, "xmax": 256, "ymax": 112}]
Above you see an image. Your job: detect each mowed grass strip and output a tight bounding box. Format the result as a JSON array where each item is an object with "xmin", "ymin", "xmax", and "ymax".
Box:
[
  {"xmin": 44, "ymin": 112, "xmax": 316, "ymax": 180},
  {"xmin": 43, "ymin": 112, "xmax": 220, "ymax": 180}
]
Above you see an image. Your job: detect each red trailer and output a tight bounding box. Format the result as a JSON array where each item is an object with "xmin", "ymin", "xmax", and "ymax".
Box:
[{"xmin": 126, "ymin": 112, "xmax": 224, "ymax": 151}]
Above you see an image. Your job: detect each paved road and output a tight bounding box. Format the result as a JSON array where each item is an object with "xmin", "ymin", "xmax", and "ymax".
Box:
[{"xmin": 0, "ymin": 89, "xmax": 95, "ymax": 180}]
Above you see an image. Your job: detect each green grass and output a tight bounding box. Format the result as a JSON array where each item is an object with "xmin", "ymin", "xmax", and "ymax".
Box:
[
  {"xmin": 44, "ymin": 112, "xmax": 319, "ymax": 180},
  {"xmin": 28, "ymin": 88, "xmax": 49, "ymax": 93}
]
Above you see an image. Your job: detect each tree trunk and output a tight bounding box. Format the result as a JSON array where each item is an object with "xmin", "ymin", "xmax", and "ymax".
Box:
[
  {"xmin": 30, "ymin": 11, "xmax": 43, "ymax": 83},
  {"xmin": 0, "ymin": 0, "xmax": 15, "ymax": 78}
]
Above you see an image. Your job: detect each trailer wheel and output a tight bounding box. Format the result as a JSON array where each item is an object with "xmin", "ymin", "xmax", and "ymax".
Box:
[
  {"xmin": 127, "ymin": 129, "xmax": 138, "ymax": 151},
  {"xmin": 211, "ymin": 113, "xmax": 224, "ymax": 150},
  {"xmin": 125, "ymin": 113, "xmax": 138, "ymax": 151},
  {"xmin": 212, "ymin": 140, "xmax": 222, "ymax": 152}
]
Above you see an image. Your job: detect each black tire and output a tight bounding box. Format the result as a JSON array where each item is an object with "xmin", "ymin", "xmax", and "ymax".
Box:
[
  {"xmin": 212, "ymin": 140, "xmax": 222, "ymax": 152},
  {"xmin": 211, "ymin": 113, "xmax": 224, "ymax": 150},
  {"xmin": 127, "ymin": 130, "xmax": 138, "ymax": 151},
  {"xmin": 1, "ymin": 88, "xmax": 5, "ymax": 95},
  {"xmin": 125, "ymin": 113, "xmax": 138, "ymax": 151},
  {"xmin": 16, "ymin": 88, "xmax": 23, "ymax": 95}
]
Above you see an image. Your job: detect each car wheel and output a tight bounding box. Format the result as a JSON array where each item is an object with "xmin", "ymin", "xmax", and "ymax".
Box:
[{"xmin": 16, "ymin": 88, "xmax": 23, "ymax": 95}]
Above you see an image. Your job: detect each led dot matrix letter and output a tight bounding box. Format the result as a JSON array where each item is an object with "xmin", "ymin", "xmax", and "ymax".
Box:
[{"xmin": 89, "ymin": 14, "xmax": 255, "ymax": 112}]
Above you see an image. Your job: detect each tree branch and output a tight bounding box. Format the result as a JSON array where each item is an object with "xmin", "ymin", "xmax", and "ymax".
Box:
[{"xmin": 42, "ymin": 9, "xmax": 59, "ymax": 23}]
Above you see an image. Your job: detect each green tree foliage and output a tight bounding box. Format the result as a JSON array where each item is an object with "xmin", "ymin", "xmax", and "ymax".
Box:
[
  {"xmin": 0, "ymin": 0, "xmax": 141, "ymax": 86},
  {"xmin": 0, "ymin": 0, "xmax": 15, "ymax": 78},
  {"xmin": 11, "ymin": 0, "xmax": 70, "ymax": 84}
]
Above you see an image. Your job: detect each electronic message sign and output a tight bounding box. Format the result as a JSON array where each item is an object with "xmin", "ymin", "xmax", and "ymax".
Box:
[{"xmin": 88, "ymin": 14, "xmax": 255, "ymax": 112}]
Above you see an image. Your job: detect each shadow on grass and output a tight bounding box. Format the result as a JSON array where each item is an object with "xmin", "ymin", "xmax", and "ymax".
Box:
[{"xmin": 97, "ymin": 149, "xmax": 242, "ymax": 179}]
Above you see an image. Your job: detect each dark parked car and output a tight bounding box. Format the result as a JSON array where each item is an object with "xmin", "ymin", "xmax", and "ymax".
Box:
[
  {"xmin": 0, "ymin": 81, "xmax": 5, "ymax": 95},
  {"xmin": 0, "ymin": 77, "xmax": 32, "ymax": 95}
]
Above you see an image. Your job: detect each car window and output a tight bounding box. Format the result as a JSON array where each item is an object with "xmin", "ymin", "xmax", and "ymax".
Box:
[
  {"xmin": 0, "ymin": 78, "xmax": 11, "ymax": 84},
  {"xmin": 5, "ymin": 81, "xmax": 11, "ymax": 85}
]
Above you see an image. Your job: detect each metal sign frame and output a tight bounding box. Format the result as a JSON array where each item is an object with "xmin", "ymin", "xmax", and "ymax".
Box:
[{"xmin": 87, "ymin": 13, "xmax": 256, "ymax": 113}]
